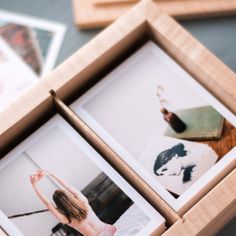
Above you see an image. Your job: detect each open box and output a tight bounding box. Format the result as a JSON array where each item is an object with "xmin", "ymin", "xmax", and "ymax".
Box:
[{"xmin": 0, "ymin": 0, "xmax": 236, "ymax": 235}]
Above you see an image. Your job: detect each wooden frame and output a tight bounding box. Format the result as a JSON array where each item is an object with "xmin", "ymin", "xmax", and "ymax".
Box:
[
  {"xmin": 69, "ymin": 40, "xmax": 236, "ymax": 213},
  {"xmin": 0, "ymin": 114, "xmax": 165, "ymax": 236},
  {"xmin": 0, "ymin": 0, "xmax": 236, "ymax": 234},
  {"xmin": 72, "ymin": 0, "xmax": 236, "ymax": 29}
]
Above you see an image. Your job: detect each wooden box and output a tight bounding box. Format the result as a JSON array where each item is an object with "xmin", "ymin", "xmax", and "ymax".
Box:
[
  {"xmin": 72, "ymin": 0, "xmax": 236, "ymax": 29},
  {"xmin": 0, "ymin": 0, "xmax": 235, "ymax": 235}
]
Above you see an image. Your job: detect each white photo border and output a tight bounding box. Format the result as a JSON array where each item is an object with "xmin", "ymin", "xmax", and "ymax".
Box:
[
  {"xmin": 0, "ymin": 210, "xmax": 24, "ymax": 236},
  {"xmin": 70, "ymin": 41, "xmax": 236, "ymax": 212},
  {"xmin": 0, "ymin": 114, "xmax": 165, "ymax": 236}
]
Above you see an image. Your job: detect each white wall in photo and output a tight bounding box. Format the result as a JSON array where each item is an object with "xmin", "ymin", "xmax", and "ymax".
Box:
[
  {"xmin": 0, "ymin": 126, "xmax": 102, "ymax": 236},
  {"xmin": 26, "ymin": 127, "xmax": 102, "ymax": 190},
  {"xmin": 0, "ymin": 153, "xmax": 55, "ymax": 216},
  {"xmin": 0, "ymin": 153, "xmax": 56, "ymax": 236},
  {"xmin": 11, "ymin": 212, "xmax": 58, "ymax": 236},
  {"xmin": 82, "ymin": 46, "xmax": 208, "ymax": 159}
]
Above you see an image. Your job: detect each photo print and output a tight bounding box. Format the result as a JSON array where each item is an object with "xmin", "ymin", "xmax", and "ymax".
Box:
[
  {"xmin": 138, "ymin": 137, "xmax": 218, "ymax": 196},
  {"xmin": 71, "ymin": 41, "xmax": 236, "ymax": 211},
  {"xmin": 0, "ymin": 115, "xmax": 165, "ymax": 236},
  {"xmin": 0, "ymin": 10, "xmax": 66, "ymax": 78},
  {"xmin": 0, "ymin": 37, "xmax": 37, "ymax": 111}
]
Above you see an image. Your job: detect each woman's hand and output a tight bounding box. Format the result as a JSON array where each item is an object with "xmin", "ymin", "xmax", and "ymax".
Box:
[
  {"xmin": 29, "ymin": 170, "xmax": 48, "ymax": 186},
  {"xmin": 37, "ymin": 169, "xmax": 49, "ymax": 177},
  {"xmin": 30, "ymin": 174, "xmax": 41, "ymax": 187}
]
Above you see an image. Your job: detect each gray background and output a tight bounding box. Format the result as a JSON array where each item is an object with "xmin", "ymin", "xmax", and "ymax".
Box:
[{"xmin": 0, "ymin": 0, "xmax": 235, "ymax": 235}]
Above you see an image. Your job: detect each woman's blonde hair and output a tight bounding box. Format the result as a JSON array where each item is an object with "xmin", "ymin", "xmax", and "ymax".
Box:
[{"xmin": 53, "ymin": 189, "xmax": 88, "ymax": 223}]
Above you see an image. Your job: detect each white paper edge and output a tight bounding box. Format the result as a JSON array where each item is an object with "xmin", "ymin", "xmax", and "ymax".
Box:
[{"xmin": 0, "ymin": 210, "xmax": 24, "ymax": 236}]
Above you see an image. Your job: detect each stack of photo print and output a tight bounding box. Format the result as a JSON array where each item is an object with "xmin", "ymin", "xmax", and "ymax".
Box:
[{"xmin": 0, "ymin": 10, "xmax": 65, "ymax": 112}]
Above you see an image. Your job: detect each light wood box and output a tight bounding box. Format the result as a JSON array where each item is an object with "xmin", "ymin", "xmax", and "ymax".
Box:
[
  {"xmin": 0, "ymin": 0, "xmax": 235, "ymax": 235},
  {"xmin": 72, "ymin": 0, "xmax": 236, "ymax": 29}
]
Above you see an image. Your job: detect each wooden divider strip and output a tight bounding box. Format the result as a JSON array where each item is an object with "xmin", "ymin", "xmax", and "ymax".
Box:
[{"xmin": 50, "ymin": 90, "xmax": 181, "ymax": 226}]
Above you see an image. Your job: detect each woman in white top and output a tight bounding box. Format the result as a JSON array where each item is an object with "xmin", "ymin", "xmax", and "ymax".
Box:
[{"xmin": 30, "ymin": 170, "xmax": 117, "ymax": 236}]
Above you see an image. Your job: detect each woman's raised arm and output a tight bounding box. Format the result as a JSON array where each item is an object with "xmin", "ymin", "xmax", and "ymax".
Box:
[
  {"xmin": 29, "ymin": 171, "xmax": 68, "ymax": 224},
  {"xmin": 49, "ymin": 173, "xmax": 88, "ymax": 203}
]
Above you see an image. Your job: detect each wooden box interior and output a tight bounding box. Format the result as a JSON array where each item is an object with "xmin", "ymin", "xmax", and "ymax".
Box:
[{"xmin": 0, "ymin": 1, "xmax": 235, "ymax": 235}]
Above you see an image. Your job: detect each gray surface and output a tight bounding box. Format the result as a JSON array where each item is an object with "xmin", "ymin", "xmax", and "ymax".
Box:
[
  {"xmin": 216, "ymin": 217, "xmax": 236, "ymax": 236},
  {"xmin": 181, "ymin": 16, "xmax": 236, "ymax": 72},
  {"xmin": 0, "ymin": 1, "xmax": 235, "ymax": 235}
]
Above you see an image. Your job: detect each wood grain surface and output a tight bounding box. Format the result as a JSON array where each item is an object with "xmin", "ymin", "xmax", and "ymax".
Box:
[
  {"xmin": 72, "ymin": 0, "xmax": 236, "ymax": 29},
  {"xmin": 163, "ymin": 169, "xmax": 236, "ymax": 236},
  {"xmin": 201, "ymin": 120, "xmax": 236, "ymax": 159}
]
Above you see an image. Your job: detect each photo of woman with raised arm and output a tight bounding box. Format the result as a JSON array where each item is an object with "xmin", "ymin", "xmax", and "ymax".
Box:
[{"xmin": 30, "ymin": 170, "xmax": 117, "ymax": 236}]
